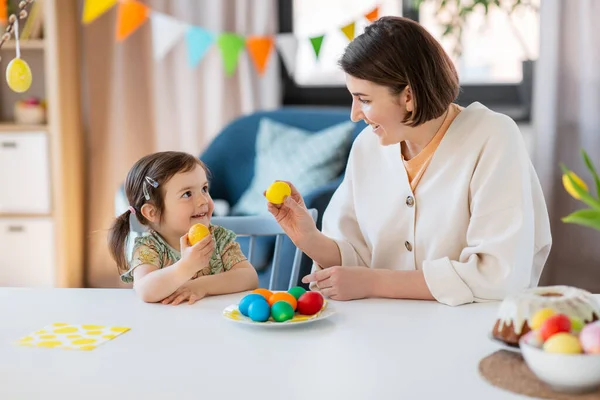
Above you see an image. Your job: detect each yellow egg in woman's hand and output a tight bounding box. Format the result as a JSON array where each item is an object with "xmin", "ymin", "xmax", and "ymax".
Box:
[
  {"xmin": 6, "ymin": 58, "xmax": 32, "ymax": 93},
  {"xmin": 265, "ymin": 181, "xmax": 291, "ymax": 204}
]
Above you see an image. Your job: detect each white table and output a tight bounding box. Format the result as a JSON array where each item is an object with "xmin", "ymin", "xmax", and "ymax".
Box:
[{"xmin": 0, "ymin": 288, "xmax": 532, "ymax": 400}]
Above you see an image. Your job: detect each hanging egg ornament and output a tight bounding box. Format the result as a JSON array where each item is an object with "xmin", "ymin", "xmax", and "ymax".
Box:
[
  {"xmin": 6, "ymin": 16, "xmax": 32, "ymax": 93},
  {"xmin": 6, "ymin": 57, "xmax": 32, "ymax": 93}
]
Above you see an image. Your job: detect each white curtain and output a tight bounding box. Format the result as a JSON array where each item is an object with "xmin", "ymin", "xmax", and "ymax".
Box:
[
  {"xmin": 82, "ymin": 0, "xmax": 280, "ymax": 287},
  {"xmin": 533, "ymin": 0, "xmax": 600, "ymax": 290},
  {"xmin": 150, "ymin": 0, "xmax": 280, "ymax": 153}
]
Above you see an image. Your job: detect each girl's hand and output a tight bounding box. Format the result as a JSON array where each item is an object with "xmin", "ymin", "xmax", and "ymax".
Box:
[
  {"xmin": 161, "ymin": 282, "xmax": 207, "ymax": 305},
  {"xmin": 180, "ymin": 233, "xmax": 214, "ymax": 274},
  {"xmin": 301, "ymin": 266, "xmax": 373, "ymax": 301},
  {"xmin": 265, "ymin": 181, "xmax": 317, "ymax": 246}
]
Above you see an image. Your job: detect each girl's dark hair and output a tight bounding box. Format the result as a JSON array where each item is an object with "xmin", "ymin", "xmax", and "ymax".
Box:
[
  {"xmin": 339, "ymin": 16, "xmax": 460, "ymax": 127},
  {"xmin": 108, "ymin": 151, "xmax": 209, "ymax": 274}
]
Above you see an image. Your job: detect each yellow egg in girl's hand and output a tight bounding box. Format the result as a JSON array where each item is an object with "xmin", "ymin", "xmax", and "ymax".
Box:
[
  {"xmin": 6, "ymin": 58, "xmax": 32, "ymax": 93},
  {"xmin": 188, "ymin": 223, "xmax": 210, "ymax": 246},
  {"xmin": 265, "ymin": 181, "xmax": 291, "ymax": 204}
]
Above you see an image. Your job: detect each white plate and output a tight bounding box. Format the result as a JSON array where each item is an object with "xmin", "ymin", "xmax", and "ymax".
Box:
[
  {"xmin": 222, "ymin": 300, "xmax": 334, "ymax": 328},
  {"xmin": 488, "ymin": 332, "xmax": 521, "ymax": 353}
]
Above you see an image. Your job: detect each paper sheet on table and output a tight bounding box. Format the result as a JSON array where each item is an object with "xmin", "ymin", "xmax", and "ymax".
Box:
[{"xmin": 14, "ymin": 323, "xmax": 130, "ymax": 351}]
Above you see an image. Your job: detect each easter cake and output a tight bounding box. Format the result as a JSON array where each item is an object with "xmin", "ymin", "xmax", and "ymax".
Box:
[{"xmin": 492, "ymin": 285, "xmax": 600, "ymax": 346}]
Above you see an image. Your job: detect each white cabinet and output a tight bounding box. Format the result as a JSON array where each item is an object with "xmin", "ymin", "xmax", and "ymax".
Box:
[
  {"xmin": 0, "ymin": 218, "xmax": 55, "ymax": 287},
  {"xmin": 0, "ymin": 132, "xmax": 51, "ymax": 214}
]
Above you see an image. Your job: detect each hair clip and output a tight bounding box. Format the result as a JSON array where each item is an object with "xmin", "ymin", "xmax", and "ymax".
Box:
[
  {"xmin": 145, "ymin": 176, "xmax": 159, "ymax": 188},
  {"xmin": 143, "ymin": 176, "xmax": 159, "ymax": 200}
]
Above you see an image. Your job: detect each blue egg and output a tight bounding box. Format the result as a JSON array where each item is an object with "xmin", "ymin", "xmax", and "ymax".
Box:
[
  {"xmin": 238, "ymin": 293, "xmax": 265, "ymax": 317},
  {"xmin": 248, "ymin": 299, "xmax": 270, "ymax": 322}
]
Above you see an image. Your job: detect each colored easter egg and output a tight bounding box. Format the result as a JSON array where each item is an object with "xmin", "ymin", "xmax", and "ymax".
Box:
[
  {"xmin": 252, "ymin": 288, "xmax": 273, "ymax": 302},
  {"xmin": 6, "ymin": 58, "xmax": 32, "ymax": 93},
  {"xmin": 522, "ymin": 330, "xmax": 543, "ymax": 349},
  {"xmin": 543, "ymin": 332, "xmax": 582, "ymax": 354},
  {"xmin": 248, "ymin": 299, "xmax": 270, "ymax": 322},
  {"xmin": 570, "ymin": 317, "xmax": 585, "ymax": 334},
  {"xmin": 530, "ymin": 308, "xmax": 555, "ymax": 330},
  {"xmin": 268, "ymin": 292, "xmax": 297, "ymax": 310},
  {"xmin": 271, "ymin": 301, "xmax": 295, "ymax": 322},
  {"xmin": 188, "ymin": 223, "xmax": 210, "ymax": 245},
  {"xmin": 238, "ymin": 293, "xmax": 265, "ymax": 317},
  {"xmin": 265, "ymin": 181, "xmax": 291, "ymax": 204},
  {"xmin": 539, "ymin": 314, "xmax": 571, "ymax": 341},
  {"xmin": 297, "ymin": 291, "xmax": 324, "ymax": 315},
  {"xmin": 579, "ymin": 321, "xmax": 600, "ymax": 354},
  {"xmin": 288, "ymin": 286, "xmax": 307, "ymax": 300}
]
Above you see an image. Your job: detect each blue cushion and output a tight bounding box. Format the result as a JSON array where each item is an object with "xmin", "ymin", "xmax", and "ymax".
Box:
[{"xmin": 231, "ymin": 118, "xmax": 355, "ymax": 215}]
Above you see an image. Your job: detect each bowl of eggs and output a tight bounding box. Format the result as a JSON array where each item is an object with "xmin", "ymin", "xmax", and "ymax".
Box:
[{"xmin": 519, "ymin": 308, "xmax": 600, "ymax": 393}]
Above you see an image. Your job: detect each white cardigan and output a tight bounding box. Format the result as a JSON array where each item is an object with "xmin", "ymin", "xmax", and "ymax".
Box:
[{"xmin": 317, "ymin": 102, "xmax": 552, "ymax": 306}]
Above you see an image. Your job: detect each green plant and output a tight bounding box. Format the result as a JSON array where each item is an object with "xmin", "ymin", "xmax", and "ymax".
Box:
[
  {"xmin": 561, "ymin": 149, "xmax": 600, "ymax": 231},
  {"xmin": 413, "ymin": 0, "xmax": 538, "ymax": 58}
]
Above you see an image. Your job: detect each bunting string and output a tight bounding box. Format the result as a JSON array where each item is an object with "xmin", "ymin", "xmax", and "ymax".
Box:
[{"xmin": 82, "ymin": 0, "xmax": 380, "ymax": 77}]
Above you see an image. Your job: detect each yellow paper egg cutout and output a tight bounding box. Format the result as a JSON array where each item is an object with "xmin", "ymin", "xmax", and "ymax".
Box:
[{"xmin": 6, "ymin": 57, "xmax": 32, "ymax": 93}]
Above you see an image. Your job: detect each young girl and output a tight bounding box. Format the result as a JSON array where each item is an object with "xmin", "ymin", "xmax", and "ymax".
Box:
[{"xmin": 108, "ymin": 151, "xmax": 258, "ymax": 305}]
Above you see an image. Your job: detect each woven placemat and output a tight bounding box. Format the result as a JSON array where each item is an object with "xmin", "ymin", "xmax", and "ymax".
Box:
[{"xmin": 479, "ymin": 350, "xmax": 600, "ymax": 399}]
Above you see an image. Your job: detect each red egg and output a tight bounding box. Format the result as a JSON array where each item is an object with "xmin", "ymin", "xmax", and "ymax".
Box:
[
  {"xmin": 297, "ymin": 291, "xmax": 324, "ymax": 315},
  {"xmin": 539, "ymin": 314, "xmax": 571, "ymax": 341}
]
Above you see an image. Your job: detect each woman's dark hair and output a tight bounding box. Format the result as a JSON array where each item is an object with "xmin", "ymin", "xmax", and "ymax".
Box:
[
  {"xmin": 108, "ymin": 151, "xmax": 209, "ymax": 274},
  {"xmin": 339, "ymin": 16, "xmax": 459, "ymax": 127}
]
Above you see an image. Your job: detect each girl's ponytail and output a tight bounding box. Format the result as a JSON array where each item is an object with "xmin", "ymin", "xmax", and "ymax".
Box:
[{"xmin": 108, "ymin": 210, "xmax": 133, "ymax": 274}]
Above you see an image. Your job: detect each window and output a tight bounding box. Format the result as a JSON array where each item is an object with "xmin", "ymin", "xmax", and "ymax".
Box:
[
  {"xmin": 292, "ymin": 0, "xmax": 401, "ymax": 87},
  {"xmin": 278, "ymin": 0, "xmax": 540, "ymax": 121},
  {"xmin": 418, "ymin": 0, "xmax": 539, "ymax": 84}
]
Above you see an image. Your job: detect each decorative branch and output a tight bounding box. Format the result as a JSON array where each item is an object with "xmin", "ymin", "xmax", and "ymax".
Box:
[
  {"xmin": 413, "ymin": 0, "xmax": 537, "ymax": 59},
  {"xmin": 0, "ymin": 0, "xmax": 36, "ymax": 60}
]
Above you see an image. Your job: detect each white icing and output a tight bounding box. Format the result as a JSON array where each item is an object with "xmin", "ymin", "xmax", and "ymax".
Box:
[{"xmin": 496, "ymin": 285, "xmax": 600, "ymax": 335}]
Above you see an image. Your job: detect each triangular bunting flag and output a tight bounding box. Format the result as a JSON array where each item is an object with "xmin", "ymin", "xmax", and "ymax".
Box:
[
  {"xmin": 217, "ymin": 33, "xmax": 246, "ymax": 76},
  {"xmin": 365, "ymin": 6, "xmax": 379, "ymax": 22},
  {"xmin": 82, "ymin": 0, "xmax": 117, "ymax": 24},
  {"xmin": 275, "ymin": 33, "xmax": 298, "ymax": 77},
  {"xmin": 246, "ymin": 36, "xmax": 274, "ymax": 76},
  {"xmin": 0, "ymin": 0, "xmax": 6, "ymax": 25},
  {"xmin": 186, "ymin": 26, "xmax": 215, "ymax": 68},
  {"xmin": 309, "ymin": 34, "xmax": 325, "ymax": 59},
  {"xmin": 151, "ymin": 12, "xmax": 188, "ymax": 60},
  {"xmin": 116, "ymin": 0, "xmax": 149, "ymax": 42},
  {"xmin": 340, "ymin": 22, "xmax": 356, "ymax": 41}
]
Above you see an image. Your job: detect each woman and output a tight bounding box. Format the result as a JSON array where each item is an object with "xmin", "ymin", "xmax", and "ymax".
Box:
[{"xmin": 267, "ymin": 16, "xmax": 551, "ymax": 306}]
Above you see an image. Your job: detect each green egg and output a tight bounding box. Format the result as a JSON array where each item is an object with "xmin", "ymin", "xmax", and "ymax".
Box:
[
  {"xmin": 288, "ymin": 286, "xmax": 307, "ymax": 300},
  {"xmin": 570, "ymin": 317, "xmax": 585, "ymax": 333},
  {"xmin": 271, "ymin": 301, "xmax": 295, "ymax": 322}
]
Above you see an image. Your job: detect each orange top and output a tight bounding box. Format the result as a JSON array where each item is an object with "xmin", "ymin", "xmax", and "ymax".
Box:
[{"xmin": 403, "ymin": 103, "xmax": 462, "ymax": 191}]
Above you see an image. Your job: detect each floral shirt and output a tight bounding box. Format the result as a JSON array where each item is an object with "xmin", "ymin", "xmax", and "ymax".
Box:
[{"xmin": 120, "ymin": 225, "xmax": 247, "ymax": 283}]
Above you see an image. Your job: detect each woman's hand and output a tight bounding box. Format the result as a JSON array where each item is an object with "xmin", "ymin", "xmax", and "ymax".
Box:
[
  {"xmin": 161, "ymin": 282, "xmax": 207, "ymax": 305},
  {"xmin": 301, "ymin": 266, "xmax": 373, "ymax": 301},
  {"xmin": 179, "ymin": 233, "xmax": 214, "ymax": 274},
  {"xmin": 265, "ymin": 181, "xmax": 317, "ymax": 246}
]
